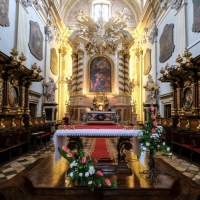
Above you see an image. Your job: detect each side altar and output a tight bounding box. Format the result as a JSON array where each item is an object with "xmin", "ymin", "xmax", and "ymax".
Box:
[{"xmin": 85, "ymin": 111, "xmax": 116, "ymax": 125}]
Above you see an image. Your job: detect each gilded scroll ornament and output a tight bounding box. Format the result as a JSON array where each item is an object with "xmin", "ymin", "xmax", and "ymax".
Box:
[{"xmin": 11, "ymin": 119, "xmax": 16, "ymax": 127}]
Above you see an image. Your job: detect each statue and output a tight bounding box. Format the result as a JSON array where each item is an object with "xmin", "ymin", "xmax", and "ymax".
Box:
[
  {"xmin": 144, "ymin": 74, "xmax": 159, "ymax": 104},
  {"xmin": 116, "ymin": 113, "xmax": 120, "ymax": 125},
  {"xmin": 43, "ymin": 77, "xmax": 57, "ymax": 102},
  {"xmin": 82, "ymin": 113, "xmax": 87, "ymax": 125}
]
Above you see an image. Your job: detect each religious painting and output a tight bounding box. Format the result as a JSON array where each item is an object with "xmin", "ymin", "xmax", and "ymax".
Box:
[
  {"xmin": 0, "ymin": 0, "xmax": 9, "ymax": 26},
  {"xmin": 192, "ymin": 0, "xmax": 200, "ymax": 32},
  {"xmin": 159, "ymin": 24, "xmax": 175, "ymax": 63},
  {"xmin": 183, "ymin": 88, "xmax": 193, "ymax": 109},
  {"xmin": 8, "ymin": 85, "xmax": 18, "ymax": 107},
  {"xmin": 144, "ymin": 48, "xmax": 152, "ymax": 75},
  {"xmin": 28, "ymin": 21, "xmax": 43, "ymax": 61},
  {"xmin": 89, "ymin": 56, "xmax": 112, "ymax": 92},
  {"xmin": 50, "ymin": 48, "xmax": 58, "ymax": 75}
]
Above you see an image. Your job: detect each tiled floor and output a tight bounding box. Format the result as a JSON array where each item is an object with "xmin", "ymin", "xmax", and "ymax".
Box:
[{"xmin": 0, "ymin": 137, "xmax": 200, "ymax": 185}]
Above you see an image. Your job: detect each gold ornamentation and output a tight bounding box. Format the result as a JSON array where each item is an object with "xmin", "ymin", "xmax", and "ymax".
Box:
[
  {"xmin": 17, "ymin": 107, "xmax": 22, "ymax": 114},
  {"xmin": 31, "ymin": 63, "xmax": 37, "ymax": 70},
  {"xmin": 185, "ymin": 120, "xmax": 190, "ymax": 128},
  {"xmin": 35, "ymin": 118, "xmax": 38, "ymax": 125},
  {"xmin": 163, "ymin": 119, "xmax": 167, "ymax": 125},
  {"xmin": 179, "ymin": 109, "xmax": 185, "ymax": 116},
  {"xmin": 11, "ymin": 119, "xmax": 16, "ymax": 127},
  {"xmin": 18, "ymin": 52, "xmax": 27, "ymax": 62},
  {"xmin": 21, "ymin": 118, "xmax": 24, "ymax": 127},
  {"xmin": 171, "ymin": 109, "xmax": 176, "ymax": 116},
  {"xmin": 0, "ymin": 79, "xmax": 3, "ymax": 106},
  {"xmin": 177, "ymin": 119, "xmax": 181, "ymax": 128},
  {"xmin": 37, "ymin": 66, "xmax": 42, "ymax": 73},
  {"xmin": 29, "ymin": 117, "xmax": 32, "ymax": 125},
  {"xmin": 169, "ymin": 118, "xmax": 173, "ymax": 126},
  {"xmin": 197, "ymin": 120, "xmax": 200, "ymax": 130},
  {"xmin": 0, "ymin": 119, "xmax": 5, "ymax": 129},
  {"xmin": 10, "ymin": 48, "xmax": 19, "ymax": 58}
]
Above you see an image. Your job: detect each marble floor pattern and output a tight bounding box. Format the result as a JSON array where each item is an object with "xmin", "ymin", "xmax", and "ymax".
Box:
[{"xmin": 0, "ymin": 137, "xmax": 200, "ymax": 185}]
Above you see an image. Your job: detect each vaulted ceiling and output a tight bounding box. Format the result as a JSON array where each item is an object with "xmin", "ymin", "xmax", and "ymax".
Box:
[{"xmin": 58, "ymin": 0, "xmax": 142, "ymax": 29}]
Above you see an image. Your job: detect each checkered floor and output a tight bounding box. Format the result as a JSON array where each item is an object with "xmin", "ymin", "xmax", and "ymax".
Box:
[{"xmin": 0, "ymin": 137, "xmax": 200, "ymax": 185}]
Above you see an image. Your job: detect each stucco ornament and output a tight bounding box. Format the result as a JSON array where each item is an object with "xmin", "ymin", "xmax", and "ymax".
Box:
[
  {"xmin": 148, "ymin": 27, "xmax": 158, "ymax": 44},
  {"xmin": 45, "ymin": 26, "xmax": 54, "ymax": 42},
  {"xmin": 21, "ymin": 0, "xmax": 33, "ymax": 7},
  {"xmin": 170, "ymin": 0, "xmax": 183, "ymax": 10},
  {"xmin": 70, "ymin": 9, "xmax": 134, "ymax": 55}
]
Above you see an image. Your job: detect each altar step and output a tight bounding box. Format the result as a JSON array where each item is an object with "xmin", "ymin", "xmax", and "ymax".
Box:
[{"xmin": 21, "ymin": 155, "xmax": 179, "ymax": 200}]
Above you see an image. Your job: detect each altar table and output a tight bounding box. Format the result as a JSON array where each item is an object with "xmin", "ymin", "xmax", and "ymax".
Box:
[{"xmin": 53, "ymin": 129, "xmax": 142, "ymax": 164}]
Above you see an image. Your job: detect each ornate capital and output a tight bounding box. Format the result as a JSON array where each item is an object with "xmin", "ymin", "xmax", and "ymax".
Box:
[
  {"xmin": 21, "ymin": 0, "xmax": 33, "ymax": 8},
  {"xmin": 45, "ymin": 26, "xmax": 54, "ymax": 42},
  {"xmin": 148, "ymin": 27, "xmax": 158, "ymax": 44},
  {"xmin": 170, "ymin": 0, "xmax": 183, "ymax": 10}
]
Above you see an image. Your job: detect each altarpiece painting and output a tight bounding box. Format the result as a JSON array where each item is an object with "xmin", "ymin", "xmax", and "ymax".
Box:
[
  {"xmin": 89, "ymin": 56, "xmax": 112, "ymax": 93},
  {"xmin": 192, "ymin": 0, "xmax": 200, "ymax": 32},
  {"xmin": 28, "ymin": 21, "xmax": 43, "ymax": 61},
  {"xmin": 0, "ymin": 0, "xmax": 10, "ymax": 26}
]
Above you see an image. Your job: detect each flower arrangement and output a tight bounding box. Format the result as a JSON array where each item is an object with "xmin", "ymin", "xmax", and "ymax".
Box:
[
  {"xmin": 58, "ymin": 146, "xmax": 117, "ymax": 191},
  {"xmin": 137, "ymin": 105, "xmax": 172, "ymax": 158}
]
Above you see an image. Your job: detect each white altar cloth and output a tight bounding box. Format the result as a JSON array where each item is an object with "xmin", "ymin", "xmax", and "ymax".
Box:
[{"xmin": 53, "ymin": 129, "xmax": 142, "ymax": 164}]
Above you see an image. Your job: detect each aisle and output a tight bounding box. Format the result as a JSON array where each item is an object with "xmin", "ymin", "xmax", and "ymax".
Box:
[{"xmin": 91, "ymin": 138, "xmax": 111, "ymax": 159}]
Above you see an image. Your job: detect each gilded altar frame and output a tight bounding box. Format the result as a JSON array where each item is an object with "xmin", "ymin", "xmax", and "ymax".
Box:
[{"xmin": 87, "ymin": 54, "xmax": 114, "ymax": 94}]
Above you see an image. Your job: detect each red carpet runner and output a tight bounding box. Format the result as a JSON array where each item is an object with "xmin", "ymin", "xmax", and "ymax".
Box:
[
  {"xmin": 75, "ymin": 125, "xmax": 124, "ymax": 129},
  {"xmin": 91, "ymin": 138, "xmax": 110, "ymax": 159},
  {"xmin": 75, "ymin": 125, "xmax": 124, "ymax": 160}
]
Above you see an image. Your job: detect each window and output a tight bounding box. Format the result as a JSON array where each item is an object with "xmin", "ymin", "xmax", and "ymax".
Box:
[
  {"xmin": 164, "ymin": 104, "xmax": 171, "ymax": 118},
  {"xmin": 29, "ymin": 103, "xmax": 37, "ymax": 117},
  {"xmin": 93, "ymin": 2, "xmax": 109, "ymax": 22}
]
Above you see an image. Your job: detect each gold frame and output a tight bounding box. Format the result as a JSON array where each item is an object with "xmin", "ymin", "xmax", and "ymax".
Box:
[{"xmin": 87, "ymin": 54, "xmax": 114, "ymax": 95}]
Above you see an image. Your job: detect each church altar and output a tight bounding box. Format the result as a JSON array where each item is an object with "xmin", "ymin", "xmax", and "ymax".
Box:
[
  {"xmin": 85, "ymin": 111, "xmax": 116, "ymax": 124},
  {"xmin": 53, "ymin": 129, "xmax": 142, "ymax": 164}
]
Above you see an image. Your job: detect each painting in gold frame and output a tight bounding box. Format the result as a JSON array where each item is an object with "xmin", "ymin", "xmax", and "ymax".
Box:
[
  {"xmin": 88, "ymin": 55, "xmax": 114, "ymax": 93},
  {"xmin": 8, "ymin": 85, "xmax": 18, "ymax": 107}
]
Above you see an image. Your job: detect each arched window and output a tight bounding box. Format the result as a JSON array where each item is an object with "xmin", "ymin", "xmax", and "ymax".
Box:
[{"xmin": 92, "ymin": 1, "xmax": 110, "ymax": 22}]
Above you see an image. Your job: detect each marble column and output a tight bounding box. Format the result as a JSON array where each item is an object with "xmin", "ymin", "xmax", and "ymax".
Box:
[
  {"xmin": 118, "ymin": 51, "xmax": 125, "ymax": 94},
  {"xmin": 77, "ymin": 50, "xmax": 84, "ymax": 94},
  {"xmin": 124, "ymin": 53, "xmax": 130, "ymax": 94},
  {"xmin": 71, "ymin": 53, "xmax": 78, "ymax": 94}
]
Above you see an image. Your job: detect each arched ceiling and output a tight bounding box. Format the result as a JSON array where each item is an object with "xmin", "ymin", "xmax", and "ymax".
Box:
[{"xmin": 59, "ymin": 0, "xmax": 142, "ymax": 29}]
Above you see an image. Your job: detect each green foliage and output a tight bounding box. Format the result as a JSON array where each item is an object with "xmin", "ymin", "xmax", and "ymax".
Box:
[
  {"xmin": 137, "ymin": 106, "xmax": 172, "ymax": 158},
  {"xmin": 58, "ymin": 147, "xmax": 117, "ymax": 191}
]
